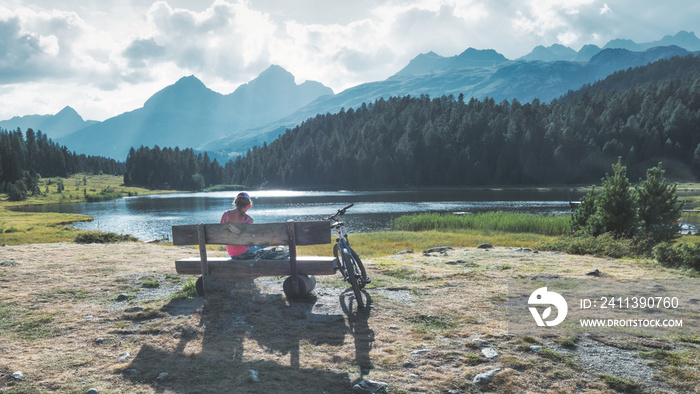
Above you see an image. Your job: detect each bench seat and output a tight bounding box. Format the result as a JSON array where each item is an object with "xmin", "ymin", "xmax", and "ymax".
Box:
[{"xmin": 175, "ymin": 256, "xmax": 336, "ymax": 280}]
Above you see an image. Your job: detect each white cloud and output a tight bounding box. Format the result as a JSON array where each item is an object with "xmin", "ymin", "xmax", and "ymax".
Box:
[
  {"xmin": 123, "ymin": 38, "xmax": 167, "ymax": 68},
  {"xmin": 1, "ymin": 0, "xmax": 699, "ymax": 121},
  {"xmin": 272, "ymin": 1, "xmax": 497, "ymax": 91},
  {"xmin": 141, "ymin": 0, "xmax": 277, "ymax": 78},
  {"xmin": 450, "ymin": 0, "xmax": 489, "ymax": 22},
  {"xmin": 0, "ymin": 5, "xmax": 122, "ymax": 85},
  {"xmin": 512, "ymin": 1, "xmax": 595, "ymax": 37},
  {"xmin": 557, "ymin": 31, "xmax": 579, "ymax": 46},
  {"xmin": 38, "ymin": 34, "xmax": 59, "ymax": 56}
]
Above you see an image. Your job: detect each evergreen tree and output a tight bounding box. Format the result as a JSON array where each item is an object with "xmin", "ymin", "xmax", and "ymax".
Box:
[
  {"xmin": 693, "ymin": 143, "xmax": 700, "ymax": 174},
  {"xmin": 589, "ymin": 157, "xmax": 639, "ymax": 238},
  {"xmin": 571, "ymin": 186, "xmax": 598, "ymax": 232},
  {"xmin": 25, "ymin": 169, "xmax": 41, "ymax": 196},
  {"xmin": 1, "ymin": 142, "xmax": 23, "ymax": 183},
  {"xmin": 636, "ymin": 163, "xmax": 683, "ymax": 242},
  {"xmin": 7, "ymin": 181, "xmax": 26, "ymax": 201}
]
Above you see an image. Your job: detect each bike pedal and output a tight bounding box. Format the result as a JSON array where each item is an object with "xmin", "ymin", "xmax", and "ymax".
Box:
[{"xmin": 364, "ymin": 277, "xmax": 371, "ymax": 283}]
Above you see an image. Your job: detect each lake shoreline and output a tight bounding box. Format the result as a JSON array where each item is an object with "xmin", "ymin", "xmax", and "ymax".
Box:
[
  {"xmin": 4, "ymin": 176, "xmax": 699, "ymax": 246},
  {"xmin": 15, "ymin": 188, "xmax": 581, "ymax": 243}
]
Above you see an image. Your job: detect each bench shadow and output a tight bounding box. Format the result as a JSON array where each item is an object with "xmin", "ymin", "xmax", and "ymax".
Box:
[{"xmin": 126, "ymin": 281, "xmax": 372, "ymax": 393}]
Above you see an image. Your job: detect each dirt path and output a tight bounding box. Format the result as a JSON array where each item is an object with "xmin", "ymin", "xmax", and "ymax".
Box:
[{"xmin": 1, "ymin": 242, "xmax": 698, "ymax": 393}]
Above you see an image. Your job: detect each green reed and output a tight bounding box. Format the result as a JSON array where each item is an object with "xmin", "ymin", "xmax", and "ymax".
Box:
[{"xmin": 392, "ymin": 211, "xmax": 572, "ymax": 236}]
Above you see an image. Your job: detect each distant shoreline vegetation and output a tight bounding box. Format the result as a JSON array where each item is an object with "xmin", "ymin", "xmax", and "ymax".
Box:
[
  {"xmin": 84, "ymin": 186, "xmax": 135, "ymax": 202},
  {"xmin": 204, "ymin": 184, "xmax": 247, "ymax": 192},
  {"xmin": 0, "ymin": 128, "xmax": 123, "ymax": 201}
]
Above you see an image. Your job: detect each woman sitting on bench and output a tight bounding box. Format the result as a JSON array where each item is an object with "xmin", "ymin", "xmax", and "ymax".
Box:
[
  {"xmin": 221, "ymin": 192, "xmax": 261, "ymax": 259},
  {"xmin": 221, "ymin": 192, "xmax": 289, "ymax": 260}
]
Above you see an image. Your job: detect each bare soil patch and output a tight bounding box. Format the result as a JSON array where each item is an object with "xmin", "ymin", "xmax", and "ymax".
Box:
[{"xmin": 1, "ymin": 242, "xmax": 698, "ymax": 393}]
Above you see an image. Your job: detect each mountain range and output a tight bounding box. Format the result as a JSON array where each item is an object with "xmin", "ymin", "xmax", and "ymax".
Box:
[
  {"xmin": 0, "ymin": 106, "xmax": 97, "ymax": 139},
  {"xmin": 202, "ymin": 36, "xmax": 699, "ymax": 159},
  {"xmin": 517, "ymin": 31, "xmax": 700, "ymax": 62},
  {"xmin": 2, "ymin": 31, "xmax": 699, "ymax": 160},
  {"xmin": 56, "ymin": 65, "xmax": 332, "ymax": 160}
]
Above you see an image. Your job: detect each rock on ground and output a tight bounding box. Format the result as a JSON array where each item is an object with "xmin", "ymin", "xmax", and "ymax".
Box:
[
  {"xmin": 473, "ymin": 368, "xmax": 502, "ymax": 385},
  {"xmin": 353, "ymin": 379, "xmax": 388, "ymax": 393}
]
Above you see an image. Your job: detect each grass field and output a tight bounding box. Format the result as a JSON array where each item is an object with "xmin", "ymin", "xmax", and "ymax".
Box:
[{"xmin": 298, "ymin": 230, "xmax": 558, "ymax": 259}]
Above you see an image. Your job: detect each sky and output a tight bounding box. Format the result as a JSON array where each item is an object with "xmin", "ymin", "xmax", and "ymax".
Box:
[{"xmin": 0, "ymin": 0, "xmax": 698, "ymax": 121}]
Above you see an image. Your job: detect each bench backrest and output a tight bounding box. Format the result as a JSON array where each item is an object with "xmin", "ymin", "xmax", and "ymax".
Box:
[
  {"xmin": 171, "ymin": 220, "xmax": 332, "ymax": 295},
  {"xmin": 172, "ymin": 220, "xmax": 331, "ymax": 247}
]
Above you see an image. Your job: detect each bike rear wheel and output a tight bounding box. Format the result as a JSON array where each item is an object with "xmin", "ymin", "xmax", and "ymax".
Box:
[
  {"xmin": 349, "ymin": 247, "xmax": 368, "ymax": 288},
  {"xmin": 342, "ymin": 249, "xmax": 364, "ymax": 309}
]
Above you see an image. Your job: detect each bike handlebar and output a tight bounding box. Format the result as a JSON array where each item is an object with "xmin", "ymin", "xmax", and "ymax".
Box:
[{"xmin": 325, "ymin": 203, "xmax": 354, "ymax": 220}]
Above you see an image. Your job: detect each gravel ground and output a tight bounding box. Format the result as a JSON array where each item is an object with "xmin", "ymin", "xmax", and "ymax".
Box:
[{"xmin": 1, "ymin": 242, "xmax": 697, "ymax": 393}]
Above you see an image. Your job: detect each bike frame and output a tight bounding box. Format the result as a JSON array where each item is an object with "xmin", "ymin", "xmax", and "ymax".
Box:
[{"xmin": 334, "ymin": 225, "xmax": 351, "ymax": 268}]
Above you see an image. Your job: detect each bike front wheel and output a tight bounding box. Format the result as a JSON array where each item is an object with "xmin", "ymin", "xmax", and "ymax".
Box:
[{"xmin": 333, "ymin": 243, "xmax": 346, "ymax": 277}]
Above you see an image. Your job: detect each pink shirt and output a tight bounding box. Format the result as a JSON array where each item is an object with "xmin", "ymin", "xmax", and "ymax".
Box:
[{"xmin": 220, "ymin": 210, "xmax": 252, "ymax": 256}]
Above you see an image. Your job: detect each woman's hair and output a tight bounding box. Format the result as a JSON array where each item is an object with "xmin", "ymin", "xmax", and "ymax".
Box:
[{"xmin": 234, "ymin": 192, "xmax": 251, "ymax": 210}]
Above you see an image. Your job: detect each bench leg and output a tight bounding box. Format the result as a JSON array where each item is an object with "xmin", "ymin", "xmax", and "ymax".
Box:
[{"xmin": 196, "ymin": 277, "xmax": 204, "ymax": 296}]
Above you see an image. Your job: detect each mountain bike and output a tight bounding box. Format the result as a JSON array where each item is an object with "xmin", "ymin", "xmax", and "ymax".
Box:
[{"xmin": 326, "ymin": 204, "xmax": 370, "ymax": 309}]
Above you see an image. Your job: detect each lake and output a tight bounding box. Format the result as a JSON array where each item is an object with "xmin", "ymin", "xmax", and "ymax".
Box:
[{"xmin": 22, "ymin": 188, "xmax": 580, "ymax": 241}]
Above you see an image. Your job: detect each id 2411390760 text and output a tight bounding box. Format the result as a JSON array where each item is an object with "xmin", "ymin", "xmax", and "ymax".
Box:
[{"xmin": 580, "ymin": 296, "xmax": 680, "ymax": 309}]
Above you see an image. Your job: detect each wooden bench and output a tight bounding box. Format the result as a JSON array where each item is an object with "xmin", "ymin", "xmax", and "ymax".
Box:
[{"xmin": 172, "ymin": 220, "xmax": 337, "ymax": 296}]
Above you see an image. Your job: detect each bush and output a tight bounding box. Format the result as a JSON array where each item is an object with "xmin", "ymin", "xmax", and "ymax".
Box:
[
  {"xmin": 74, "ymin": 231, "xmax": 139, "ymax": 244},
  {"xmin": 566, "ymin": 160, "xmax": 682, "ymax": 256},
  {"xmin": 539, "ymin": 232, "xmax": 641, "ymax": 258},
  {"xmin": 653, "ymin": 242, "xmax": 700, "ymax": 270},
  {"xmin": 85, "ymin": 186, "xmax": 123, "ymax": 202},
  {"xmin": 85, "ymin": 192, "xmax": 122, "ymax": 202},
  {"xmin": 174, "ymin": 277, "xmax": 200, "ymax": 298},
  {"xmin": 7, "ymin": 182, "xmax": 27, "ymax": 201}
]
